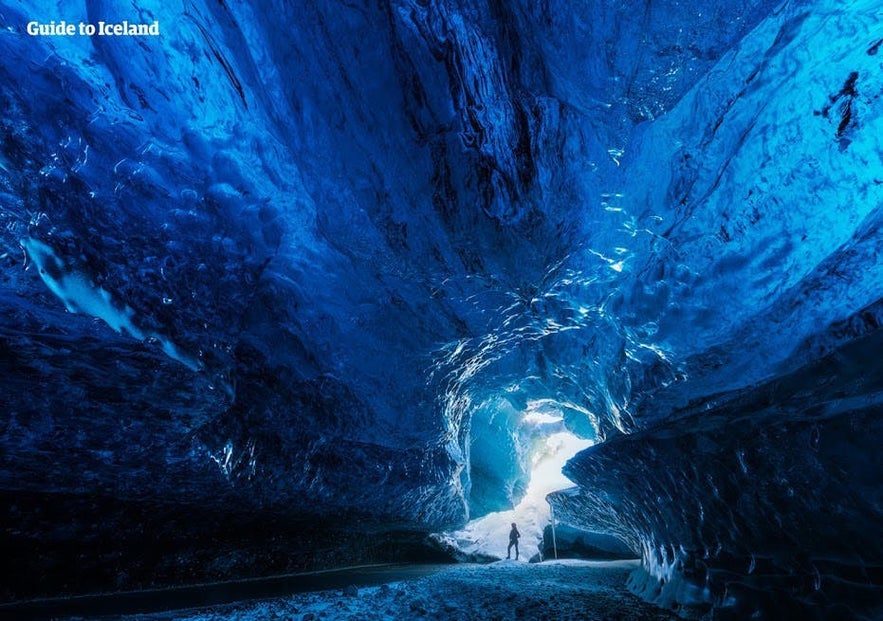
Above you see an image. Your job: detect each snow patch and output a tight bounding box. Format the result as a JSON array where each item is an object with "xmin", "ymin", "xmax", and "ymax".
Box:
[{"xmin": 440, "ymin": 429, "xmax": 592, "ymax": 560}]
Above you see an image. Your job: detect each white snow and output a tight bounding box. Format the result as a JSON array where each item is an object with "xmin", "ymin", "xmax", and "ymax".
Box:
[{"xmin": 441, "ymin": 429, "xmax": 592, "ymax": 560}]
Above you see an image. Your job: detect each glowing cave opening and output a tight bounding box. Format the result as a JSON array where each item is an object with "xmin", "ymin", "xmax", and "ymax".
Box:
[{"xmin": 440, "ymin": 401, "xmax": 593, "ymax": 560}]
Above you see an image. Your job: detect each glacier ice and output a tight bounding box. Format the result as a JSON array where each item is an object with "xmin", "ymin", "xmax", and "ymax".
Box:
[
  {"xmin": 438, "ymin": 407, "xmax": 592, "ymax": 561},
  {"xmin": 22, "ymin": 237, "xmax": 200, "ymax": 370},
  {"xmin": 0, "ymin": 0, "xmax": 881, "ymax": 616}
]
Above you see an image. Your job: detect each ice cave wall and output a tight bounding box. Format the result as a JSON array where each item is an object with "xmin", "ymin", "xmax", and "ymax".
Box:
[
  {"xmin": 0, "ymin": 0, "xmax": 881, "ymax": 610},
  {"xmin": 550, "ymin": 0, "xmax": 883, "ymax": 614},
  {"xmin": 0, "ymin": 0, "xmax": 775, "ymax": 526}
]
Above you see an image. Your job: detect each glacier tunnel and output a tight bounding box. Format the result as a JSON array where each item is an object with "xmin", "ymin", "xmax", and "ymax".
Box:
[{"xmin": 1, "ymin": 0, "xmax": 882, "ymax": 618}]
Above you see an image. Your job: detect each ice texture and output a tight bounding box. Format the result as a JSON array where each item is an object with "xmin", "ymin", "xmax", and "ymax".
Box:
[
  {"xmin": 1, "ymin": 0, "xmax": 881, "ymax": 614},
  {"xmin": 547, "ymin": 1, "xmax": 883, "ymax": 615}
]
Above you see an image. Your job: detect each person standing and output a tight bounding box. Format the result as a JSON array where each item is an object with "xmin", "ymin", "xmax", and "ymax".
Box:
[{"xmin": 507, "ymin": 522, "xmax": 520, "ymax": 560}]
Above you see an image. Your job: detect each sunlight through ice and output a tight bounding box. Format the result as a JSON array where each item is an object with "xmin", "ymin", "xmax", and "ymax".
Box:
[{"xmin": 443, "ymin": 418, "xmax": 593, "ymax": 560}]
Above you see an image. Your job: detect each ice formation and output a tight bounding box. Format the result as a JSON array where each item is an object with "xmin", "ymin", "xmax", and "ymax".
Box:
[{"xmin": 1, "ymin": 0, "xmax": 881, "ymax": 617}]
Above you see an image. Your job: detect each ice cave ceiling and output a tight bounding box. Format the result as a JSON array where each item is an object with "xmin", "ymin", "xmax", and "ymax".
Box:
[{"xmin": 1, "ymin": 0, "xmax": 882, "ymax": 612}]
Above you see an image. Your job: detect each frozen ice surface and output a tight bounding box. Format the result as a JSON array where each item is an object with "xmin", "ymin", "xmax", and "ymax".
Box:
[
  {"xmin": 439, "ymin": 429, "xmax": 591, "ymax": 560},
  {"xmin": 114, "ymin": 561, "xmax": 689, "ymax": 621},
  {"xmin": 0, "ymin": 0, "xmax": 881, "ymax": 616}
]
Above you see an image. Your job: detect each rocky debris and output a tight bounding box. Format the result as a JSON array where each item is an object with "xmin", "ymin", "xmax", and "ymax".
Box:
[{"xmin": 117, "ymin": 560, "xmax": 695, "ymax": 621}]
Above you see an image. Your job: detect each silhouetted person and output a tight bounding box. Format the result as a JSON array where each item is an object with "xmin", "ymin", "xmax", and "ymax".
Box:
[{"xmin": 507, "ymin": 522, "xmax": 520, "ymax": 560}]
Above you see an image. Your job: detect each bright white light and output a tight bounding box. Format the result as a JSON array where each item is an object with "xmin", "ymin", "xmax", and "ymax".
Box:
[
  {"xmin": 441, "ymin": 430, "xmax": 593, "ymax": 560},
  {"xmin": 522, "ymin": 411, "xmax": 561, "ymax": 425}
]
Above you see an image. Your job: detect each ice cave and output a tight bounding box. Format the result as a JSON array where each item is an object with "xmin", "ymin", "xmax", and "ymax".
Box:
[{"xmin": 1, "ymin": 0, "xmax": 881, "ymax": 619}]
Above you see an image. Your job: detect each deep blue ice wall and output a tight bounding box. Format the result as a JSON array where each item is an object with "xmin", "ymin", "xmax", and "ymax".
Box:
[
  {"xmin": 0, "ymin": 0, "xmax": 776, "ymax": 531},
  {"xmin": 551, "ymin": 0, "xmax": 883, "ymax": 616},
  {"xmin": 1, "ymin": 0, "xmax": 881, "ymax": 611}
]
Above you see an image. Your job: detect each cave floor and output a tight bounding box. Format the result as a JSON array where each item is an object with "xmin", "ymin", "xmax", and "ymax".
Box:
[{"xmin": 112, "ymin": 559, "xmax": 692, "ymax": 621}]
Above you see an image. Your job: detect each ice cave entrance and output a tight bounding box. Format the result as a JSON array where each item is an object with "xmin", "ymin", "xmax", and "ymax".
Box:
[{"xmin": 444, "ymin": 399, "xmax": 593, "ymax": 560}]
